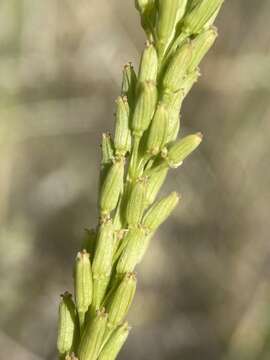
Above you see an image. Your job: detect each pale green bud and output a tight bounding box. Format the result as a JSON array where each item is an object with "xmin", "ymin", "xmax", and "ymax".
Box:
[
  {"xmin": 183, "ymin": 0, "xmax": 224, "ymax": 34},
  {"xmin": 116, "ymin": 228, "xmax": 146, "ymax": 274},
  {"xmin": 162, "ymin": 42, "xmax": 192, "ymax": 92},
  {"xmin": 97, "ymin": 323, "xmax": 130, "ymax": 360},
  {"xmin": 138, "ymin": 42, "xmax": 158, "ymax": 83},
  {"xmin": 121, "ymin": 63, "xmax": 137, "ymax": 107},
  {"xmin": 99, "ymin": 158, "xmax": 125, "ymax": 215},
  {"xmin": 92, "ymin": 220, "xmax": 114, "ymax": 277},
  {"xmin": 106, "ymin": 273, "xmax": 137, "ymax": 328},
  {"xmin": 143, "ymin": 192, "xmax": 180, "ymax": 231},
  {"xmin": 132, "ymin": 81, "xmax": 158, "ymax": 137},
  {"xmin": 78, "ymin": 309, "xmax": 108, "ymax": 360},
  {"xmin": 57, "ymin": 292, "xmax": 78, "ymax": 357},
  {"xmin": 146, "ymin": 103, "xmax": 169, "ymax": 155},
  {"xmin": 145, "ymin": 167, "xmax": 168, "ymax": 207},
  {"xmin": 126, "ymin": 179, "xmax": 146, "ymax": 226},
  {"xmin": 166, "ymin": 133, "xmax": 203, "ymax": 168},
  {"xmin": 189, "ymin": 27, "xmax": 217, "ymax": 71},
  {"xmin": 101, "ymin": 133, "xmax": 114, "ymax": 166},
  {"xmin": 157, "ymin": 0, "xmax": 181, "ymax": 56},
  {"xmin": 75, "ymin": 251, "xmax": 93, "ymax": 321},
  {"xmin": 114, "ymin": 96, "xmax": 131, "ymax": 157}
]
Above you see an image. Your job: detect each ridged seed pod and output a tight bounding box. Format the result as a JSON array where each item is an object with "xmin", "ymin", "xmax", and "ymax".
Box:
[
  {"xmin": 116, "ymin": 228, "xmax": 146, "ymax": 274},
  {"xmin": 189, "ymin": 27, "xmax": 217, "ymax": 71},
  {"xmin": 138, "ymin": 42, "xmax": 158, "ymax": 83},
  {"xmin": 114, "ymin": 96, "xmax": 131, "ymax": 156},
  {"xmin": 57, "ymin": 292, "xmax": 78, "ymax": 357},
  {"xmin": 145, "ymin": 167, "xmax": 168, "ymax": 207},
  {"xmin": 78, "ymin": 310, "xmax": 108, "ymax": 360},
  {"xmin": 162, "ymin": 42, "xmax": 192, "ymax": 92},
  {"xmin": 132, "ymin": 81, "xmax": 158, "ymax": 137},
  {"xmin": 166, "ymin": 133, "xmax": 203, "ymax": 168},
  {"xmin": 99, "ymin": 158, "xmax": 124, "ymax": 215},
  {"xmin": 146, "ymin": 103, "xmax": 169, "ymax": 155},
  {"xmin": 106, "ymin": 273, "xmax": 137, "ymax": 328},
  {"xmin": 183, "ymin": 0, "xmax": 224, "ymax": 34},
  {"xmin": 143, "ymin": 192, "xmax": 180, "ymax": 231},
  {"xmin": 97, "ymin": 323, "xmax": 130, "ymax": 360},
  {"xmin": 121, "ymin": 63, "xmax": 137, "ymax": 107},
  {"xmin": 126, "ymin": 179, "xmax": 146, "ymax": 226},
  {"xmin": 75, "ymin": 250, "xmax": 93, "ymax": 325}
]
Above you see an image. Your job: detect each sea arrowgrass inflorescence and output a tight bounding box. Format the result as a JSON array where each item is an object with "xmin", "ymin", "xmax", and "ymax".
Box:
[{"xmin": 57, "ymin": 1, "xmax": 224, "ymax": 359}]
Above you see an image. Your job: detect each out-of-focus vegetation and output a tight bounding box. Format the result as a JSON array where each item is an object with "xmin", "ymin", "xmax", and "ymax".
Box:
[{"xmin": 0, "ymin": 1, "xmax": 270, "ymax": 359}]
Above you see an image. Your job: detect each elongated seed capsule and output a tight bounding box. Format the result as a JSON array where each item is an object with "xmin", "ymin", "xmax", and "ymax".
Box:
[
  {"xmin": 99, "ymin": 158, "xmax": 124, "ymax": 215},
  {"xmin": 157, "ymin": 0, "xmax": 181, "ymax": 56},
  {"xmin": 116, "ymin": 228, "xmax": 146, "ymax": 274},
  {"xmin": 78, "ymin": 310, "xmax": 108, "ymax": 360},
  {"xmin": 106, "ymin": 273, "xmax": 137, "ymax": 329},
  {"xmin": 183, "ymin": 0, "xmax": 224, "ymax": 34},
  {"xmin": 97, "ymin": 323, "xmax": 130, "ymax": 360},
  {"xmin": 132, "ymin": 81, "xmax": 158, "ymax": 137},
  {"xmin": 114, "ymin": 96, "xmax": 131, "ymax": 157},
  {"xmin": 145, "ymin": 167, "xmax": 168, "ymax": 207},
  {"xmin": 57, "ymin": 292, "xmax": 78, "ymax": 357},
  {"xmin": 143, "ymin": 192, "xmax": 180, "ymax": 231},
  {"xmin": 146, "ymin": 103, "xmax": 169, "ymax": 155},
  {"xmin": 92, "ymin": 220, "xmax": 114, "ymax": 277},
  {"xmin": 126, "ymin": 179, "xmax": 146, "ymax": 226},
  {"xmin": 165, "ymin": 133, "xmax": 203, "ymax": 168},
  {"xmin": 162, "ymin": 42, "xmax": 192, "ymax": 92},
  {"xmin": 189, "ymin": 27, "xmax": 217, "ymax": 71},
  {"xmin": 138, "ymin": 42, "xmax": 158, "ymax": 83},
  {"xmin": 121, "ymin": 63, "xmax": 137, "ymax": 107},
  {"xmin": 75, "ymin": 250, "xmax": 93, "ymax": 326}
]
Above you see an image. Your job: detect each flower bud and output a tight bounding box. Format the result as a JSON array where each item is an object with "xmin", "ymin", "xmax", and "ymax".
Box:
[
  {"xmin": 189, "ymin": 27, "xmax": 217, "ymax": 71},
  {"xmin": 78, "ymin": 309, "xmax": 108, "ymax": 360},
  {"xmin": 146, "ymin": 103, "xmax": 169, "ymax": 155},
  {"xmin": 114, "ymin": 96, "xmax": 131, "ymax": 156},
  {"xmin": 75, "ymin": 251, "xmax": 93, "ymax": 325},
  {"xmin": 183, "ymin": 0, "xmax": 224, "ymax": 34},
  {"xmin": 116, "ymin": 228, "xmax": 146, "ymax": 274},
  {"xmin": 145, "ymin": 167, "xmax": 168, "ymax": 207},
  {"xmin": 138, "ymin": 42, "xmax": 158, "ymax": 83},
  {"xmin": 126, "ymin": 179, "xmax": 146, "ymax": 226},
  {"xmin": 166, "ymin": 133, "xmax": 203, "ymax": 168},
  {"xmin": 162, "ymin": 42, "xmax": 192, "ymax": 92},
  {"xmin": 106, "ymin": 273, "xmax": 137, "ymax": 328},
  {"xmin": 132, "ymin": 81, "xmax": 158, "ymax": 137},
  {"xmin": 101, "ymin": 133, "xmax": 114, "ymax": 166},
  {"xmin": 97, "ymin": 323, "xmax": 130, "ymax": 360},
  {"xmin": 121, "ymin": 63, "xmax": 137, "ymax": 107},
  {"xmin": 99, "ymin": 158, "xmax": 125, "ymax": 215},
  {"xmin": 143, "ymin": 192, "xmax": 180, "ymax": 231},
  {"xmin": 57, "ymin": 292, "xmax": 78, "ymax": 357}
]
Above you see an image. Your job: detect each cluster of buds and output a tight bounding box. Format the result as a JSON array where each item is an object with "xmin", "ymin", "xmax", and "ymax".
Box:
[{"xmin": 57, "ymin": 0, "xmax": 224, "ymax": 359}]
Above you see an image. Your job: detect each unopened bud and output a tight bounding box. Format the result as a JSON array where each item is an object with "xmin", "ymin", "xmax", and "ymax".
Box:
[
  {"xmin": 145, "ymin": 167, "xmax": 168, "ymax": 207},
  {"xmin": 114, "ymin": 96, "xmax": 131, "ymax": 156},
  {"xmin": 138, "ymin": 42, "xmax": 158, "ymax": 83},
  {"xmin": 126, "ymin": 179, "xmax": 147, "ymax": 226},
  {"xmin": 122, "ymin": 63, "xmax": 137, "ymax": 107},
  {"xmin": 101, "ymin": 133, "xmax": 114, "ymax": 166}
]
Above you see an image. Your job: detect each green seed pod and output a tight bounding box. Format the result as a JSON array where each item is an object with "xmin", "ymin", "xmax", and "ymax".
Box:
[
  {"xmin": 183, "ymin": 0, "xmax": 224, "ymax": 34},
  {"xmin": 121, "ymin": 63, "xmax": 137, "ymax": 107},
  {"xmin": 114, "ymin": 96, "xmax": 131, "ymax": 157},
  {"xmin": 97, "ymin": 323, "xmax": 130, "ymax": 360},
  {"xmin": 106, "ymin": 273, "xmax": 137, "ymax": 328},
  {"xmin": 78, "ymin": 309, "xmax": 108, "ymax": 360},
  {"xmin": 189, "ymin": 27, "xmax": 217, "ymax": 71},
  {"xmin": 146, "ymin": 103, "xmax": 169, "ymax": 155},
  {"xmin": 116, "ymin": 228, "xmax": 146, "ymax": 274},
  {"xmin": 75, "ymin": 250, "xmax": 93, "ymax": 325},
  {"xmin": 145, "ymin": 167, "xmax": 168, "ymax": 207},
  {"xmin": 99, "ymin": 158, "xmax": 125, "ymax": 215},
  {"xmin": 157, "ymin": 0, "xmax": 181, "ymax": 56},
  {"xmin": 138, "ymin": 42, "xmax": 158, "ymax": 83},
  {"xmin": 162, "ymin": 42, "xmax": 192, "ymax": 92},
  {"xmin": 132, "ymin": 81, "xmax": 158, "ymax": 137},
  {"xmin": 126, "ymin": 179, "xmax": 146, "ymax": 226},
  {"xmin": 166, "ymin": 133, "xmax": 203, "ymax": 168},
  {"xmin": 57, "ymin": 292, "xmax": 78, "ymax": 357},
  {"xmin": 143, "ymin": 192, "xmax": 180, "ymax": 231}
]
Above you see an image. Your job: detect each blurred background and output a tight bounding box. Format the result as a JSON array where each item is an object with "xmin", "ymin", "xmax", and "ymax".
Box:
[{"xmin": 0, "ymin": 1, "xmax": 270, "ymax": 359}]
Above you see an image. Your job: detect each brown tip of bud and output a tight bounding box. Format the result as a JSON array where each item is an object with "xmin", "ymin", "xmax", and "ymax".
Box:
[{"xmin": 196, "ymin": 132, "xmax": 203, "ymax": 140}]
